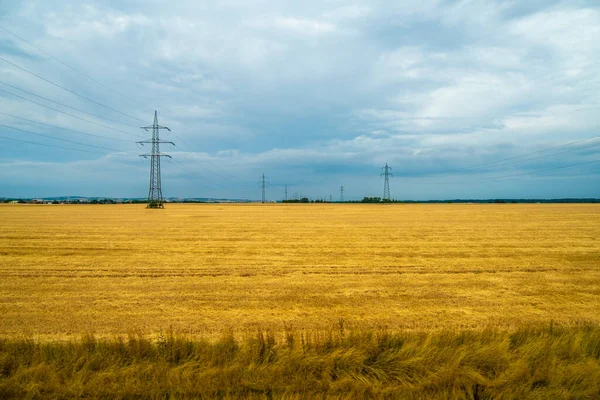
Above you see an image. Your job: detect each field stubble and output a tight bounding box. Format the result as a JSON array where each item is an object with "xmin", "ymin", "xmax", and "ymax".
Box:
[{"xmin": 0, "ymin": 203, "xmax": 598, "ymax": 340}]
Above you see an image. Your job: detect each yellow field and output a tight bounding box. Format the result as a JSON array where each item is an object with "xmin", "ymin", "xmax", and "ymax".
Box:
[{"xmin": 1, "ymin": 203, "xmax": 599, "ymax": 340}]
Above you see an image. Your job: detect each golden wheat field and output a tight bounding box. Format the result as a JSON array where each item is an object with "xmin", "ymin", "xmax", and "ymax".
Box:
[
  {"xmin": 2, "ymin": 203, "xmax": 600, "ymax": 398},
  {"xmin": 0, "ymin": 203, "xmax": 598, "ymax": 340}
]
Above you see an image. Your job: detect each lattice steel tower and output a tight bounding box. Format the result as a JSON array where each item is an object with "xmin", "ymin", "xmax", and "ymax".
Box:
[
  {"xmin": 339, "ymin": 185, "xmax": 344, "ymax": 202},
  {"xmin": 381, "ymin": 163, "xmax": 393, "ymax": 201},
  {"xmin": 259, "ymin": 173, "xmax": 269, "ymax": 203},
  {"xmin": 137, "ymin": 111, "xmax": 174, "ymax": 208}
]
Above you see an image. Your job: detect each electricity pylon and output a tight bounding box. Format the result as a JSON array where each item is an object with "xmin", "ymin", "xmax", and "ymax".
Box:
[
  {"xmin": 137, "ymin": 111, "xmax": 174, "ymax": 208},
  {"xmin": 284, "ymin": 184, "xmax": 288, "ymax": 201},
  {"xmin": 381, "ymin": 163, "xmax": 393, "ymax": 201},
  {"xmin": 339, "ymin": 185, "xmax": 345, "ymax": 202},
  {"xmin": 259, "ymin": 173, "xmax": 269, "ymax": 203}
]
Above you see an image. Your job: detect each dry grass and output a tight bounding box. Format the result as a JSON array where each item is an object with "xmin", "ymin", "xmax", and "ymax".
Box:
[
  {"xmin": 1, "ymin": 324, "xmax": 600, "ymax": 399},
  {"xmin": 0, "ymin": 203, "xmax": 599, "ymax": 340}
]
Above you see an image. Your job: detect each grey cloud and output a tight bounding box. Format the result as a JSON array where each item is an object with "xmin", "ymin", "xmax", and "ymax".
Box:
[{"xmin": 0, "ymin": 0, "xmax": 598, "ymax": 199}]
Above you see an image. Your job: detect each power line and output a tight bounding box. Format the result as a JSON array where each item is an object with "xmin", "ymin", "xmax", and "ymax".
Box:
[
  {"xmin": 0, "ymin": 23, "xmax": 152, "ymax": 111},
  {"xmin": 168, "ymin": 158, "xmax": 224, "ymax": 187},
  {"xmin": 0, "ymin": 123, "xmax": 125, "ymax": 152},
  {"xmin": 1, "ymin": 24, "xmax": 247, "ymax": 187},
  {"xmin": 166, "ymin": 158, "xmax": 224, "ymax": 189},
  {"xmin": 475, "ymin": 159, "xmax": 600, "ymax": 184},
  {"xmin": 152, "ymin": 134, "xmax": 232, "ymax": 187},
  {"xmin": 486, "ymin": 139, "xmax": 600, "ymax": 169},
  {"xmin": 433, "ymin": 134, "xmax": 600, "ymax": 176},
  {"xmin": 2, "ymin": 28, "xmax": 227, "ymax": 185},
  {"xmin": 0, "ymin": 56, "xmax": 146, "ymax": 123},
  {"xmin": 404, "ymin": 105, "xmax": 600, "ymax": 179},
  {"xmin": 413, "ymin": 137, "xmax": 600, "ymax": 181},
  {"xmin": 414, "ymin": 158, "xmax": 600, "ymax": 185},
  {"xmin": 170, "ymin": 132, "xmax": 244, "ymax": 182},
  {"xmin": 534, "ymin": 163, "xmax": 600, "ymax": 178},
  {"xmin": 0, "ymin": 79, "xmax": 140, "ymax": 128},
  {"xmin": 144, "ymin": 126, "xmax": 243, "ymax": 184},
  {"xmin": 0, "ymin": 87, "xmax": 142, "ymax": 138},
  {"xmin": 0, "ymin": 135, "xmax": 113, "ymax": 155},
  {"xmin": 0, "ymin": 111, "xmax": 131, "ymax": 143},
  {"xmin": 173, "ymin": 150, "xmax": 242, "ymax": 184},
  {"xmin": 407, "ymin": 133, "xmax": 600, "ymax": 186}
]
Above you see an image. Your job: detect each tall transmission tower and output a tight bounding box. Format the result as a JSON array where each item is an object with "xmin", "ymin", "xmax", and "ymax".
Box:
[
  {"xmin": 284, "ymin": 184, "xmax": 288, "ymax": 201},
  {"xmin": 259, "ymin": 173, "xmax": 269, "ymax": 203},
  {"xmin": 137, "ymin": 111, "xmax": 174, "ymax": 208},
  {"xmin": 339, "ymin": 185, "xmax": 345, "ymax": 202},
  {"xmin": 381, "ymin": 163, "xmax": 393, "ymax": 201}
]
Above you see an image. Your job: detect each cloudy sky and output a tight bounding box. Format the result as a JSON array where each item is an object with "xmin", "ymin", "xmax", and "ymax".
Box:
[{"xmin": 0, "ymin": 0, "xmax": 599, "ymax": 200}]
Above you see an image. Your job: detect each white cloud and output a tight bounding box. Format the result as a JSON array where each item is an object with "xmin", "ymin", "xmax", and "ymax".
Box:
[
  {"xmin": 45, "ymin": 6, "xmax": 150, "ymax": 40},
  {"xmin": 511, "ymin": 7, "xmax": 600, "ymax": 57},
  {"xmin": 421, "ymin": 73, "xmax": 532, "ymax": 119},
  {"xmin": 322, "ymin": 5, "xmax": 371, "ymax": 20},
  {"xmin": 274, "ymin": 17, "xmax": 337, "ymax": 35}
]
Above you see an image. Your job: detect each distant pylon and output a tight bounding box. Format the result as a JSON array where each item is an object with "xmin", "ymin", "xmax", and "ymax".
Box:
[
  {"xmin": 259, "ymin": 173, "xmax": 269, "ymax": 203},
  {"xmin": 381, "ymin": 163, "xmax": 393, "ymax": 201},
  {"xmin": 137, "ymin": 111, "xmax": 174, "ymax": 208},
  {"xmin": 329, "ymin": 194, "xmax": 332, "ymax": 203},
  {"xmin": 339, "ymin": 185, "xmax": 344, "ymax": 202},
  {"xmin": 284, "ymin": 184, "xmax": 288, "ymax": 201}
]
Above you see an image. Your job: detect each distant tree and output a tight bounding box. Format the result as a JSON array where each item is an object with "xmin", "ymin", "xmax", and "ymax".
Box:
[{"xmin": 361, "ymin": 197, "xmax": 382, "ymax": 203}]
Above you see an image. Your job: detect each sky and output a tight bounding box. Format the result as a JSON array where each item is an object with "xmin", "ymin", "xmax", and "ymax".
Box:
[{"xmin": 0, "ymin": 0, "xmax": 599, "ymax": 200}]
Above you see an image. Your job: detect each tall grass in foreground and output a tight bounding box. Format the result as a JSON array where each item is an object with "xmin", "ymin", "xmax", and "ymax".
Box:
[{"xmin": 1, "ymin": 324, "xmax": 599, "ymax": 399}]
